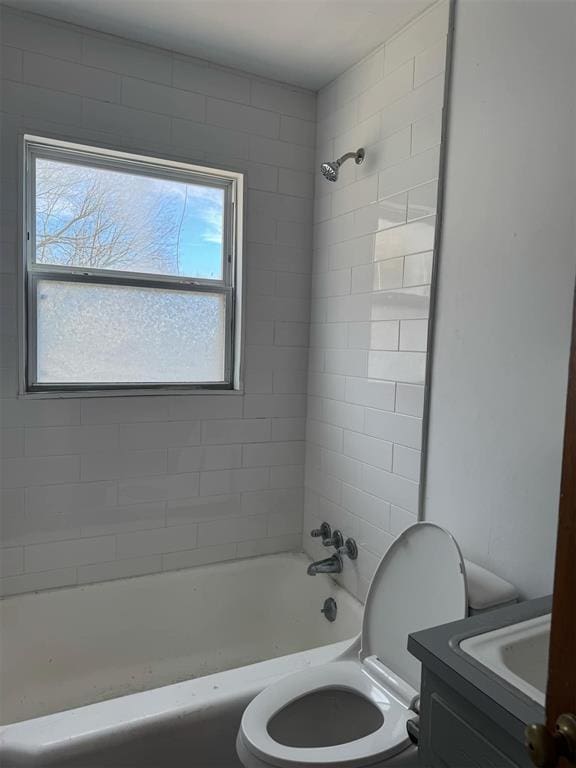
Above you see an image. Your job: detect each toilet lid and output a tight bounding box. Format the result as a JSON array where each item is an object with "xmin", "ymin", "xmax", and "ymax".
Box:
[{"xmin": 360, "ymin": 523, "xmax": 467, "ymax": 690}]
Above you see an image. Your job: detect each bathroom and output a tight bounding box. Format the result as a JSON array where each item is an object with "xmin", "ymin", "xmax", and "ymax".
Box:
[{"xmin": 0, "ymin": 0, "xmax": 575, "ymax": 766}]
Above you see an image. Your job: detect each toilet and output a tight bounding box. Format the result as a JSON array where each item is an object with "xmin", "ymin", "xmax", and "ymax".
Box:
[{"xmin": 236, "ymin": 523, "xmax": 518, "ymax": 768}]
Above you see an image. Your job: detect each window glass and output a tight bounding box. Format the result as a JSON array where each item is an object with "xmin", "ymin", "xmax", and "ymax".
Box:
[
  {"xmin": 34, "ymin": 158, "xmax": 225, "ymax": 280},
  {"xmin": 36, "ymin": 281, "xmax": 226, "ymax": 384}
]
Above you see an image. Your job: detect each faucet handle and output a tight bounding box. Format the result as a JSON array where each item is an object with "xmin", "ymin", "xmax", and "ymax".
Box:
[
  {"xmin": 310, "ymin": 522, "xmax": 331, "ymax": 540},
  {"xmin": 337, "ymin": 537, "xmax": 358, "ymax": 560},
  {"xmin": 323, "ymin": 529, "xmax": 344, "ymax": 549}
]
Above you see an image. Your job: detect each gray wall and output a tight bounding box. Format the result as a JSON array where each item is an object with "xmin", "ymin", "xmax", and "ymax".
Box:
[{"xmin": 424, "ymin": 0, "xmax": 576, "ymax": 598}]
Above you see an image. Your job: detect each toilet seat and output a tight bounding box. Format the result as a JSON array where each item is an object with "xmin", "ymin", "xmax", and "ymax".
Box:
[
  {"xmin": 240, "ymin": 661, "xmax": 412, "ymax": 767},
  {"xmin": 238, "ymin": 523, "xmax": 468, "ymax": 768}
]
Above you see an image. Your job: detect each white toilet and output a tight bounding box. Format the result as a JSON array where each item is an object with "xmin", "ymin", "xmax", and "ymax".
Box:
[{"xmin": 236, "ymin": 523, "xmax": 518, "ymax": 768}]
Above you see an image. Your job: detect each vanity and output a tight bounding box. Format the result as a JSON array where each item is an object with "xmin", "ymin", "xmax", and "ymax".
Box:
[{"xmin": 409, "ymin": 596, "xmax": 551, "ymax": 768}]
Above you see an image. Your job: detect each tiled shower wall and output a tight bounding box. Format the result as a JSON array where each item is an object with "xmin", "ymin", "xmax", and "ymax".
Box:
[
  {"xmin": 304, "ymin": 1, "xmax": 449, "ymax": 601},
  {"xmin": 0, "ymin": 2, "xmax": 449, "ymax": 599},
  {"xmin": 0, "ymin": 7, "xmax": 315, "ymax": 596}
]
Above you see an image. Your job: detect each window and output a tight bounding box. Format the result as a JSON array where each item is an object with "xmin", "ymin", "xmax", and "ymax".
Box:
[{"xmin": 22, "ymin": 136, "xmax": 243, "ymax": 394}]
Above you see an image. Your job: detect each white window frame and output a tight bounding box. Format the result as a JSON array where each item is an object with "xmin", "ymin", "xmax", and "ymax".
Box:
[{"xmin": 20, "ymin": 135, "xmax": 244, "ymax": 397}]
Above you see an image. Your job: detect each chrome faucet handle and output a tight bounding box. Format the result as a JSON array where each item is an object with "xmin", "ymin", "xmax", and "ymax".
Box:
[
  {"xmin": 337, "ymin": 537, "xmax": 358, "ymax": 560},
  {"xmin": 323, "ymin": 529, "xmax": 344, "ymax": 549},
  {"xmin": 310, "ymin": 522, "xmax": 331, "ymax": 540}
]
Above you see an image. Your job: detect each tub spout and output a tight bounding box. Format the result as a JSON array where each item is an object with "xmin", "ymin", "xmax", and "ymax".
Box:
[{"xmin": 307, "ymin": 554, "xmax": 343, "ymax": 575}]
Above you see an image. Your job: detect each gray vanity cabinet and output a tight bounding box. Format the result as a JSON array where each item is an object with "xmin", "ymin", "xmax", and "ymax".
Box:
[
  {"xmin": 408, "ymin": 597, "xmax": 552, "ymax": 768},
  {"xmin": 417, "ymin": 668, "xmax": 531, "ymax": 767}
]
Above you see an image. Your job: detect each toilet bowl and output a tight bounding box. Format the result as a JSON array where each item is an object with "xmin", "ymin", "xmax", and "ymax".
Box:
[
  {"xmin": 237, "ymin": 522, "xmax": 517, "ymax": 768},
  {"xmin": 236, "ymin": 657, "xmax": 420, "ymax": 768}
]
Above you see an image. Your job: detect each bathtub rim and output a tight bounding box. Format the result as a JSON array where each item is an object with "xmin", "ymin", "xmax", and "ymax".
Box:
[{"xmin": 0, "ymin": 636, "xmax": 361, "ymax": 765}]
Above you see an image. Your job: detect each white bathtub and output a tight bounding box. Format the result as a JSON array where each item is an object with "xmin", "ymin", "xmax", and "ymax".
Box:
[{"xmin": 0, "ymin": 552, "xmax": 362, "ymax": 767}]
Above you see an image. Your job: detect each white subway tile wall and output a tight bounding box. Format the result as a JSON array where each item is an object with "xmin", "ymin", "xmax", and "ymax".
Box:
[
  {"xmin": 304, "ymin": 1, "xmax": 448, "ymax": 601},
  {"xmin": 0, "ymin": 2, "xmax": 448, "ymax": 599},
  {"xmin": 0, "ymin": 6, "xmax": 314, "ymax": 596}
]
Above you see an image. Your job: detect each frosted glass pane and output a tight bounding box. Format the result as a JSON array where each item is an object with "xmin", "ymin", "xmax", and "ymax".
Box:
[
  {"xmin": 36, "ymin": 281, "xmax": 226, "ymax": 384},
  {"xmin": 34, "ymin": 158, "xmax": 224, "ymax": 279}
]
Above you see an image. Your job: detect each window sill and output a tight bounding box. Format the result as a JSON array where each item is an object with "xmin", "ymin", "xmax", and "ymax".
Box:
[{"xmin": 18, "ymin": 387, "xmax": 245, "ymax": 400}]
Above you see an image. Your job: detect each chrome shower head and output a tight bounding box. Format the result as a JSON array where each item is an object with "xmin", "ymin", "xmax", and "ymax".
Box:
[
  {"xmin": 320, "ymin": 148, "xmax": 365, "ymax": 182},
  {"xmin": 320, "ymin": 160, "xmax": 339, "ymax": 182}
]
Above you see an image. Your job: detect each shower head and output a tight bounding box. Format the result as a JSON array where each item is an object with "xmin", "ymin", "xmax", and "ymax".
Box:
[
  {"xmin": 320, "ymin": 160, "xmax": 339, "ymax": 182},
  {"xmin": 320, "ymin": 148, "xmax": 365, "ymax": 182}
]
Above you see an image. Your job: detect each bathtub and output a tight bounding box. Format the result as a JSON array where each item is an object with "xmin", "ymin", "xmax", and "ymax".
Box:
[{"xmin": 0, "ymin": 552, "xmax": 362, "ymax": 767}]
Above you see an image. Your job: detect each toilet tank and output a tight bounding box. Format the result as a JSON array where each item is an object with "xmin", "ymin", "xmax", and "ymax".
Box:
[{"xmin": 464, "ymin": 560, "xmax": 519, "ymax": 615}]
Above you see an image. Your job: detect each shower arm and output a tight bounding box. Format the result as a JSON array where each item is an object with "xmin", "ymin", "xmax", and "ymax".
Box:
[{"xmin": 336, "ymin": 151, "xmax": 358, "ymax": 166}]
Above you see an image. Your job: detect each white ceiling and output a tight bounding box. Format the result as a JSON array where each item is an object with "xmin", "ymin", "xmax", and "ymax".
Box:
[{"xmin": 7, "ymin": 0, "xmax": 433, "ymax": 90}]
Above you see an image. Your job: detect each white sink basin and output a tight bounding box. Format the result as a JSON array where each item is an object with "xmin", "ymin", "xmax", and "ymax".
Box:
[{"xmin": 459, "ymin": 613, "xmax": 550, "ymax": 705}]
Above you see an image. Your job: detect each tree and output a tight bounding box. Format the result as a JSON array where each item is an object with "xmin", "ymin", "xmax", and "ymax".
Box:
[{"xmin": 35, "ymin": 159, "xmax": 187, "ymax": 274}]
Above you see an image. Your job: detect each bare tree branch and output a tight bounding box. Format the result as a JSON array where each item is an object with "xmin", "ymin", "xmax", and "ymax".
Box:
[{"xmin": 35, "ymin": 161, "xmax": 186, "ymax": 274}]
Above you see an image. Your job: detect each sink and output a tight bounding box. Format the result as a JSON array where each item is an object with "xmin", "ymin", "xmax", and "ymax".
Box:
[{"xmin": 459, "ymin": 613, "xmax": 550, "ymax": 705}]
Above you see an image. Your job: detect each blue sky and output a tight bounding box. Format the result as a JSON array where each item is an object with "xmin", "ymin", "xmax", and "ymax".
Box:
[{"xmin": 170, "ymin": 182, "xmax": 224, "ymax": 279}]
